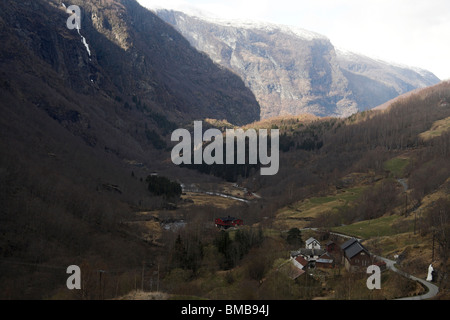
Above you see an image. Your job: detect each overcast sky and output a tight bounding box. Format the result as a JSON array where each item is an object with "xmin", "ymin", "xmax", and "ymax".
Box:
[{"xmin": 137, "ymin": 0, "xmax": 450, "ymax": 80}]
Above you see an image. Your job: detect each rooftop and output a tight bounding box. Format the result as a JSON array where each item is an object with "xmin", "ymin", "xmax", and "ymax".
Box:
[{"xmin": 341, "ymin": 239, "xmax": 369, "ymax": 259}]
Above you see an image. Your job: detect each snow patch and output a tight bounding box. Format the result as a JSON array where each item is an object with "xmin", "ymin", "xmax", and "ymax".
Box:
[
  {"xmin": 186, "ymin": 14, "xmax": 326, "ymax": 41},
  {"xmin": 141, "ymin": 2, "xmax": 326, "ymax": 41},
  {"xmin": 140, "ymin": 1, "xmax": 214, "ymax": 20}
]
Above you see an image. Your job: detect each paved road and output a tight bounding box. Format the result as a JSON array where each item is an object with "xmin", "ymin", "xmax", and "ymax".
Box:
[
  {"xmin": 376, "ymin": 256, "xmax": 439, "ymax": 300},
  {"xmin": 324, "ymin": 230, "xmax": 440, "ymax": 300},
  {"xmin": 293, "ymin": 229, "xmax": 440, "ymax": 299}
]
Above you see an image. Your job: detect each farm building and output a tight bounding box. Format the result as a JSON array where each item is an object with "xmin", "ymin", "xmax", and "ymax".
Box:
[
  {"xmin": 280, "ymin": 260, "xmax": 306, "ymax": 280},
  {"xmin": 291, "ymin": 248, "xmax": 334, "ymax": 269},
  {"xmin": 292, "ymin": 255, "xmax": 309, "ymax": 270},
  {"xmin": 325, "ymin": 240, "xmax": 339, "ymax": 254},
  {"xmin": 315, "ymin": 252, "xmax": 335, "ymax": 268},
  {"xmin": 341, "ymin": 238, "xmax": 372, "ymax": 272}
]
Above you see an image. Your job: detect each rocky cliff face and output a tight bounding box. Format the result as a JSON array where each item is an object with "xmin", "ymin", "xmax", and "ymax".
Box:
[
  {"xmin": 336, "ymin": 49, "xmax": 440, "ymax": 110},
  {"xmin": 0, "ymin": 0, "xmax": 265, "ymax": 195},
  {"xmin": 0, "ymin": 0, "xmax": 260, "ymax": 135},
  {"xmin": 155, "ymin": 9, "xmax": 440, "ymax": 119}
]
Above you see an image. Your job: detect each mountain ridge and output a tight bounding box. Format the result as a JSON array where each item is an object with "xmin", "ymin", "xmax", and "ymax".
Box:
[
  {"xmin": 152, "ymin": 8, "xmax": 440, "ymax": 119},
  {"xmin": 1, "ymin": 0, "xmax": 261, "ymax": 127},
  {"xmin": 1, "ymin": 0, "xmax": 449, "ymax": 299}
]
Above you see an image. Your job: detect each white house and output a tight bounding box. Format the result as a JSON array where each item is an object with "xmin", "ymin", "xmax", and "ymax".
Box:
[{"xmin": 305, "ymin": 237, "xmax": 321, "ymax": 250}]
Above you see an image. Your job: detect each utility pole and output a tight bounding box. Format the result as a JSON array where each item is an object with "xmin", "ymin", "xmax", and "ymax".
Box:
[
  {"xmin": 98, "ymin": 270, "xmax": 105, "ymax": 300},
  {"xmin": 404, "ymin": 192, "xmax": 408, "ymax": 216},
  {"xmin": 157, "ymin": 262, "xmax": 160, "ymax": 292},
  {"xmin": 418, "ymin": 209, "xmax": 422, "ymax": 235},
  {"xmin": 432, "ymin": 231, "xmax": 435, "ymax": 261},
  {"xmin": 141, "ymin": 261, "xmax": 145, "ymax": 292}
]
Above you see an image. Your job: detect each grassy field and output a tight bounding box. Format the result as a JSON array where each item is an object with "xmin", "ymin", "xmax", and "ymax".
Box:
[
  {"xmin": 331, "ymin": 214, "xmax": 413, "ymax": 239},
  {"xmin": 383, "ymin": 157, "xmax": 410, "ymax": 178},
  {"xmin": 182, "ymin": 192, "xmax": 244, "ymax": 208},
  {"xmin": 419, "ymin": 116, "xmax": 450, "ymax": 140},
  {"xmin": 274, "ymin": 187, "xmax": 367, "ymax": 229}
]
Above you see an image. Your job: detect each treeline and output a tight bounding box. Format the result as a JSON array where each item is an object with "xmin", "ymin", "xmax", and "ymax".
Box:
[
  {"xmin": 145, "ymin": 129, "xmax": 167, "ymax": 150},
  {"xmin": 165, "ymin": 227, "xmax": 264, "ymax": 274},
  {"xmin": 310, "ymin": 179, "xmax": 402, "ymax": 228},
  {"xmin": 213, "ymin": 227, "xmax": 264, "ymax": 270},
  {"xmin": 263, "ymin": 81, "xmax": 449, "ymax": 196},
  {"xmin": 322, "ymin": 81, "xmax": 450, "ymax": 154},
  {"xmin": 309, "ymin": 85, "xmax": 450, "ymax": 227},
  {"xmin": 419, "ymin": 197, "xmax": 450, "ymax": 264},
  {"xmin": 249, "ymin": 81, "xmax": 450, "ymax": 235},
  {"xmin": 159, "ymin": 218, "xmax": 325, "ymax": 299},
  {"xmin": 184, "ymin": 162, "xmax": 260, "ymax": 182},
  {"xmin": 178, "ymin": 138, "xmax": 263, "ymax": 182},
  {"xmin": 146, "ymin": 175, "xmax": 182, "ymax": 199},
  {"xmin": 172, "ymin": 78, "xmax": 449, "ymax": 185},
  {"xmin": 176, "ymin": 124, "xmax": 327, "ymax": 182},
  {"xmin": 409, "ymin": 130, "xmax": 450, "ymax": 205}
]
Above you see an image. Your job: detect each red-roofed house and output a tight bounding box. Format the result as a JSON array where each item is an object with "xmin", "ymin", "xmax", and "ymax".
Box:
[{"xmin": 293, "ymin": 255, "xmax": 309, "ymax": 270}]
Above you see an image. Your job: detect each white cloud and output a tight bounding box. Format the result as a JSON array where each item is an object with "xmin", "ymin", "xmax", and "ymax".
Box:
[{"xmin": 138, "ymin": 0, "xmax": 450, "ymax": 79}]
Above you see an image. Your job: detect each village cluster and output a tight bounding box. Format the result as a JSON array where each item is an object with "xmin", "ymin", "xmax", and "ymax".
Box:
[{"xmin": 287, "ymin": 236, "xmax": 386, "ymax": 279}]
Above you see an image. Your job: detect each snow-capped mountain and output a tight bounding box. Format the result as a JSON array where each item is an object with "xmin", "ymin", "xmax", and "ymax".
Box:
[{"xmin": 151, "ymin": 8, "xmax": 440, "ymax": 119}]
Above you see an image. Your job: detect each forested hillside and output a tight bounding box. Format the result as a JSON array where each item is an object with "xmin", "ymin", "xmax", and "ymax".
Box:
[
  {"xmin": 146, "ymin": 80, "xmax": 450, "ymax": 300},
  {"xmin": 1, "ymin": 0, "xmax": 449, "ymax": 300}
]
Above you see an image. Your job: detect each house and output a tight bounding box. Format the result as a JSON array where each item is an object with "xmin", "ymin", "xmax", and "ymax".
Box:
[
  {"xmin": 439, "ymin": 98, "xmax": 449, "ymax": 108},
  {"xmin": 280, "ymin": 255, "xmax": 309, "ymax": 280},
  {"xmin": 281, "ymin": 260, "xmax": 305, "ymax": 280},
  {"xmin": 325, "ymin": 240, "xmax": 342, "ymax": 263},
  {"xmin": 292, "ymin": 255, "xmax": 309, "ymax": 270},
  {"xmin": 305, "ymin": 237, "xmax": 321, "ymax": 250},
  {"xmin": 287, "ymin": 264, "xmax": 306, "ymax": 280},
  {"xmin": 291, "ymin": 248, "xmax": 334, "ymax": 268},
  {"xmin": 315, "ymin": 252, "xmax": 335, "ymax": 269},
  {"xmin": 325, "ymin": 240, "xmax": 339, "ymax": 254},
  {"xmin": 214, "ymin": 216, "xmax": 243, "ymax": 229},
  {"xmin": 341, "ymin": 238, "xmax": 372, "ymax": 272},
  {"xmin": 292, "ymin": 248, "xmax": 326, "ymax": 261}
]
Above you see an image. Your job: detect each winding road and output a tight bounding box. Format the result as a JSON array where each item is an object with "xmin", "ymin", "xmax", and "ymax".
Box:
[
  {"xmin": 300, "ymin": 228, "xmax": 440, "ymax": 299},
  {"xmin": 376, "ymin": 256, "xmax": 439, "ymax": 300}
]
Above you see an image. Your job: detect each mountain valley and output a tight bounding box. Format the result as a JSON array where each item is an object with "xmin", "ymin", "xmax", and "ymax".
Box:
[{"xmin": 0, "ymin": 0, "xmax": 449, "ymax": 302}]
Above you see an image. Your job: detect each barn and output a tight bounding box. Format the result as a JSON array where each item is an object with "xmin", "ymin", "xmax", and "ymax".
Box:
[
  {"xmin": 315, "ymin": 252, "xmax": 335, "ymax": 269},
  {"xmin": 341, "ymin": 238, "xmax": 372, "ymax": 272}
]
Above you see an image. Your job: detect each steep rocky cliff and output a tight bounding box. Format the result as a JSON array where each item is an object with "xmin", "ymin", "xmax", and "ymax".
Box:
[
  {"xmin": 155, "ymin": 9, "xmax": 440, "ymax": 119},
  {"xmin": 0, "ymin": 0, "xmax": 260, "ymax": 140}
]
